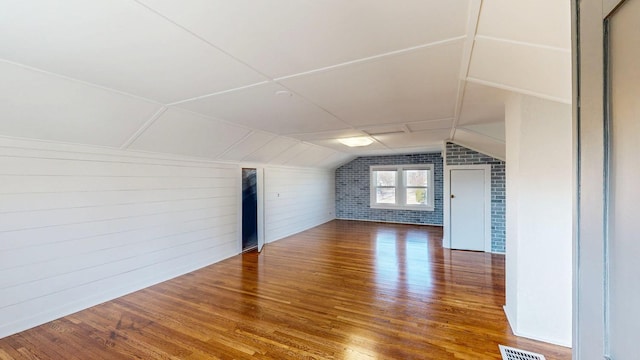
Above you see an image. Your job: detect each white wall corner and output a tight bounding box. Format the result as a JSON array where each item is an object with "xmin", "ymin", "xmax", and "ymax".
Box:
[{"xmin": 504, "ymin": 94, "xmax": 573, "ymax": 347}]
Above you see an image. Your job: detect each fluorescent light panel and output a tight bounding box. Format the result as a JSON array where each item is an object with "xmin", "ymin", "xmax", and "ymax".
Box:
[{"xmin": 338, "ymin": 136, "xmax": 374, "ymax": 147}]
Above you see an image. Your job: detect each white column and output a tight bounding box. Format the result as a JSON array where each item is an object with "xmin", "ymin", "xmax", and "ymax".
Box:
[{"xmin": 504, "ymin": 94, "xmax": 573, "ymax": 346}]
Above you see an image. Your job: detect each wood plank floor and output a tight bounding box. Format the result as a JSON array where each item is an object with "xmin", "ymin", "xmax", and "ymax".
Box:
[{"xmin": 0, "ymin": 220, "xmax": 571, "ymax": 359}]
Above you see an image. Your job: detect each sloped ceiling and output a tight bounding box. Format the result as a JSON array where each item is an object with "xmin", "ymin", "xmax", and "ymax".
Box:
[{"xmin": 0, "ymin": 0, "xmax": 571, "ymax": 167}]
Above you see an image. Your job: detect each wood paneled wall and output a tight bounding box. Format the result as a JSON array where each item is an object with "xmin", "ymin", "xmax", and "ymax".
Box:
[
  {"xmin": 0, "ymin": 137, "xmax": 236, "ymax": 338},
  {"xmin": 0, "ymin": 138, "xmax": 337, "ymax": 338},
  {"xmin": 264, "ymin": 167, "xmax": 334, "ymax": 243}
]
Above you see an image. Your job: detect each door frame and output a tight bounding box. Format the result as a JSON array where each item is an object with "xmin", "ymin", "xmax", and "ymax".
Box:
[
  {"xmin": 237, "ymin": 166, "xmax": 265, "ymax": 253},
  {"xmin": 574, "ymin": 0, "xmax": 627, "ymax": 357},
  {"xmin": 443, "ymin": 164, "xmax": 492, "ymax": 252}
]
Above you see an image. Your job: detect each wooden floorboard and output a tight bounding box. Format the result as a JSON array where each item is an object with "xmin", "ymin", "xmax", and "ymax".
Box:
[{"xmin": 0, "ymin": 220, "xmax": 571, "ymax": 359}]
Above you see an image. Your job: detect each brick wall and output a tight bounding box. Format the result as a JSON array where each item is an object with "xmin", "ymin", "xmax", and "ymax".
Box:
[
  {"xmin": 335, "ymin": 153, "xmax": 443, "ymax": 225},
  {"xmin": 445, "ymin": 142, "xmax": 506, "ymax": 253}
]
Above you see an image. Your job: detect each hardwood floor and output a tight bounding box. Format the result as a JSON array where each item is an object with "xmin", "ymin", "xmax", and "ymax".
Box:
[{"xmin": 0, "ymin": 220, "xmax": 571, "ymax": 359}]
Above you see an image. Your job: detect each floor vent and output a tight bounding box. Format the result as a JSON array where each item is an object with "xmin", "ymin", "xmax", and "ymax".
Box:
[{"xmin": 499, "ymin": 345, "xmax": 546, "ymax": 360}]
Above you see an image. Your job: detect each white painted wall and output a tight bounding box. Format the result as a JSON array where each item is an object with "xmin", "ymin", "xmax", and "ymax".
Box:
[
  {"xmin": 504, "ymin": 94, "xmax": 573, "ymax": 346},
  {"xmin": 264, "ymin": 167, "xmax": 335, "ymax": 243},
  {"xmin": 0, "ymin": 137, "xmax": 336, "ymax": 339},
  {"xmin": 504, "ymin": 93, "xmax": 522, "ymax": 330},
  {"xmin": 0, "ymin": 137, "xmax": 238, "ymax": 338}
]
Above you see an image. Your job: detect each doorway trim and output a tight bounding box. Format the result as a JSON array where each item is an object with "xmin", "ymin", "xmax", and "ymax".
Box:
[
  {"xmin": 237, "ymin": 166, "xmax": 265, "ymax": 253},
  {"xmin": 573, "ymin": 0, "xmax": 629, "ymax": 356},
  {"xmin": 443, "ymin": 164, "xmax": 492, "ymax": 252}
]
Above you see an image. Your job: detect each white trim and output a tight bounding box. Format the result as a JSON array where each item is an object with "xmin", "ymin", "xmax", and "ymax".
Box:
[
  {"xmin": 238, "ymin": 166, "xmax": 266, "ymax": 253},
  {"xmin": 273, "ymin": 36, "xmax": 466, "ymax": 82},
  {"xmin": 0, "ymin": 58, "xmax": 164, "ymax": 105},
  {"xmin": 604, "ymin": 0, "xmax": 626, "ymax": 18},
  {"xmin": 336, "ymin": 217, "xmax": 443, "ymax": 227},
  {"xmin": 167, "ymin": 82, "xmax": 270, "ymax": 106},
  {"xmin": 474, "ymin": 34, "xmax": 571, "ymax": 53},
  {"xmin": 447, "ymin": 139, "xmax": 505, "ymax": 162},
  {"xmin": 442, "ymin": 142, "xmax": 449, "ymax": 248},
  {"xmin": 120, "ymin": 106, "xmax": 167, "ymax": 149},
  {"xmin": 236, "ymin": 167, "xmax": 243, "ymax": 254},
  {"xmin": 504, "ymin": 306, "xmax": 572, "ymax": 348},
  {"xmin": 0, "ymin": 247, "xmax": 238, "ymax": 339},
  {"xmin": 449, "ymin": 0, "xmax": 482, "ymax": 140},
  {"xmin": 503, "ymin": 305, "xmax": 517, "ymax": 336},
  {"xmin": 266, "ymin": 217, "xmax": 335, "ymax": 244},
  {"xmin": 466, "ymin": 77, "xmax": 572, "ymax": 105},
  {"xmin": 256, "ymin": 167, "xmax": 265, "ymax": 252},
  {"xmin": 369, "ymin": 164, "xmax": 435, "ymax": 211},
  {"xmin": 444, "ymin": 164, "xmax": 492, "ymax": 252}
]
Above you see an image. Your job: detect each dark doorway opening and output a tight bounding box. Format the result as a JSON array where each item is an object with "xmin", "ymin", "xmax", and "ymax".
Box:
[{"xmin": 242, "ymin": 168, "xmax": 258, "ymax": 252}]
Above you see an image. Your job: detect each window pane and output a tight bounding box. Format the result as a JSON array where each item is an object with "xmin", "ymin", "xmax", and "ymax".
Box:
[
  {"xmin": 375, "ymin": 171, "xmax": 396, "ymax": 186},
  {"xmin": 376, "ymin": 188, "xmax": 396, "ymax": 204},
  {"xmin": 405, "ymin": 170, "xmax": 428, "ymax": 186},
  {"xmin": 406, "ymin": 188, "xmax": 427, "ymax": 205}
]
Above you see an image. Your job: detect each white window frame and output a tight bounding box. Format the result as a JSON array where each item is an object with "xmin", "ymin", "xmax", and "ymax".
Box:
[{"xmin": 369, "ymin": 164, "xmax": 435, "ymax": 211}]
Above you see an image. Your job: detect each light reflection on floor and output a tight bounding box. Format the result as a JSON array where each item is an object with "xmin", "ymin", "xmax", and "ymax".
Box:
[{"xmin": 374, "ymin": 227, "xmax": 433, "ymax": 296}]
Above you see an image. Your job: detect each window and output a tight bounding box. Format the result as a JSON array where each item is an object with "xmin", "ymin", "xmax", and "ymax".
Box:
[{"xmin": 370, "ymin": 164, "xmax": 434, "ymax": 211}]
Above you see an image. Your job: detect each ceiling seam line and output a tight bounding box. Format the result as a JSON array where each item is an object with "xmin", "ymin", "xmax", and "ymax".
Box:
[
  {"xmin": 238, "ymin": 135, "xmax": 279, "ymax": 162},
  {"xmin": 258, "ymin": 141, "xmax": 302, "ymax": 165},
  {"xmin": 214, "ymin": 130, "xmax": 256, "ymax": 160},
  {"xmin": 466, "ymin": 77, "xmax": 572, "ymax": 104},
  {"xmin": 133, "ymin": 2, "xmax": 354, "ymax": 158},
  {"xmin": 474, "ymin": 34, "xmax": 571, "ymax": 53},
  {"xmin": 268, "ymin": 82, "xmax": 360, "ymax": 133},
  {"xmin": 134, "ymin": 0, "xmax": 466, "ymax": 148},
  {"xmin": 132, "ymin": 1, "xmax": 359, "ymax": 144},
  {"xmin": 271, "ymin": 142, "xmax": 310, "ymax": 165},
  {"xmin": 310, "ymin": 150, "xmax": 340, "ymax": 167},
  {"xmin": 170, "ymin": 106, "xmax": 345, "ymax": 159},
  {"xmin": 368, "ymin": 135, "xmax": 393, "ymax": 150},
  {"xmin": 455, "ymin": 127, "xmax": 506, "ymax": 143},
  {"xmin": 280, "ymin": 144, "xmax": 315, "ymax": 166},
  {"xmin": 449, "ymin": 0, "xmax": 483, "ymax": 140},
  {"xmin": 273, "ymin": 36, "xmax": 467, "ymax": 82},
  {"xmin": 0, "ymin": 58, "xmax": 163, "ymax": 106},
  {"xmin": 120, "ymin": 107, "xmax": 168, "ymax": 150},
  {"xmin": 132, "ymin": 0, "xmax": 275, "ymax": 82},
  {"xmin": 447, "ymin": 138, "xmax": 505, "ymax": 161},
  {"xmin": 166, "ymin": 81, "xmax": 270, "ymax": 106},
  {"xmin": 167, "ymin": 106, "xmax": 346, "ymax": 161}
]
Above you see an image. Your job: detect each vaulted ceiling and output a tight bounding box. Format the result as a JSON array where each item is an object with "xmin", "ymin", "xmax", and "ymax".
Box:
[{"xmin": 0, "ymin": 0, "xmax": 570, "ymax": 168}]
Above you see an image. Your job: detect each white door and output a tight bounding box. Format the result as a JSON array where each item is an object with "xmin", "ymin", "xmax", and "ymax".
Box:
[
  {"xmin": 450, "ymin": 169, "xmax": 485, "ymax": 251},
  {"xmin": 606, "ymin": 1, "xmax": 640, "ymax": 356},
  {"xmin": 577, "ymin": 0, "xmax": 640, "ymax": 356}
]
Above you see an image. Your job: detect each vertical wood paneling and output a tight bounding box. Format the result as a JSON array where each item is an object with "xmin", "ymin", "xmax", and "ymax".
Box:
[
  {"xmin": 264, "ymin": 167, "xmax": 335, "ymax": 243},
  {"xmin": 0, "ymin": 138, "xmax": 239, "ymax": 338}
]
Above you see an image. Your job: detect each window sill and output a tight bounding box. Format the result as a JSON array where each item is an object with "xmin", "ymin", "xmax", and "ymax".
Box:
[{"xmin": 370, "ymin": 204, "xmax": 434, "ymax": 212}]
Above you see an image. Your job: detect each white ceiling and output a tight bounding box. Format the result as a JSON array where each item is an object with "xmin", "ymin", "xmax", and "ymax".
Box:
[{"xmin": 0, "ymin": 0, "xmax": 571, "ymax": 167}]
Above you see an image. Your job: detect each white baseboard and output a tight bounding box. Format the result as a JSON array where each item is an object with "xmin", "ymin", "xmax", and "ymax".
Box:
[
  {"xmin": 503, "ymin": 305, "xmax": 572, "ymax": 348},
  {"xmin": 336, "ymin": 217, "xmax": 443, "ymax": 227},
  {"xmin": 0, "ymin": 250, "xmax": 238, "ymax": 339}
]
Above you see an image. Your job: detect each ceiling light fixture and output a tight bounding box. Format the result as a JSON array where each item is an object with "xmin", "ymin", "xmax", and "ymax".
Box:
[{"xmin": 338, "ymin": 136, "xmax": 374, "ymax": 147}]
